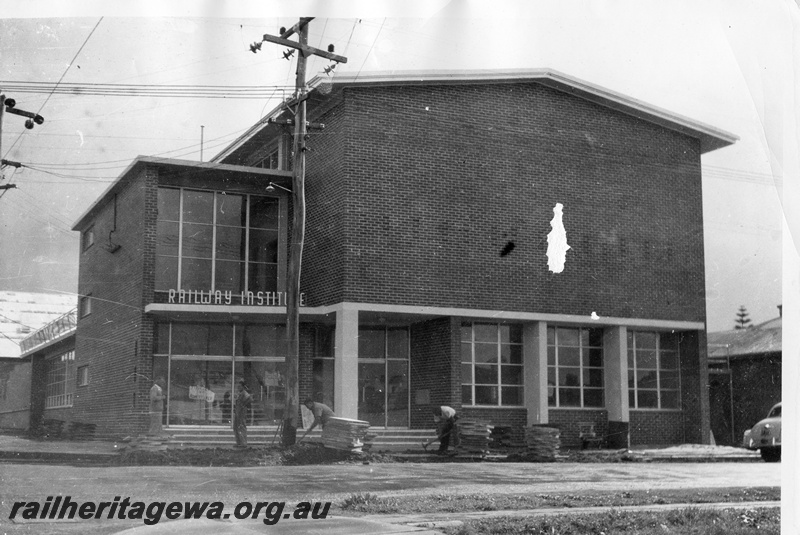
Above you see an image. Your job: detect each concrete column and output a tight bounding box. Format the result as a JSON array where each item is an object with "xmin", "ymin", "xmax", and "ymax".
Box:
[
  {"xmin": 333, "ymin": 305, "xmax": 359, "ymax": 419},
  {"xmin": 523, "ymin": 322, "xmax": 549, "ymax": 426},
  {"xmin": 604, "ymin": 326, "xmax": 629, "ymax": 448}
]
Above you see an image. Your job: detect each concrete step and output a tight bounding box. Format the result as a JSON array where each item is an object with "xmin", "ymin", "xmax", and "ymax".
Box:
[{"xmin": 162, "ymin": 426, "xmax": 438, "ymax": 452}]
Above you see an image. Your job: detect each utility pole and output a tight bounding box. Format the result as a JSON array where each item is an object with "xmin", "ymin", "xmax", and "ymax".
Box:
[
  {"xmin": 1, "ymin": 93, "xmax": 44, "ymax": 190},
  {"xmin": 252, "ymin": 19, "xmax": 346, "ymax": 445}
]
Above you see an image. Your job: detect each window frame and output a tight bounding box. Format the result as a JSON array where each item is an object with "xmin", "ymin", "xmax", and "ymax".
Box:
[
  {"xmin": 460, "ymin": 322, "xmax": 524, "ymax": 408},
  {"xmin": 82, "ymin": 226, "xmax": 95, "ymax": 252},
  {"xmin": 155, "ymin": 187, "xmax": 284, "ymax": 294},
  {"xmin": 79, "ymin": 294, "xmax": 92, "ymax": 318},
  {"xmin": 45, "ymin": 350, "xmax": 76, "ymax": 409},
  {"xmin": 627, "ymin": 330, "xmax": 682, "ymax": 410},
  {"xmin": 547, "ymin": 326, "xmax": 605, "ymax": 409},
  {"xmin": 77, "ymin": 365, "xmax": 90, "ymax": 387}
]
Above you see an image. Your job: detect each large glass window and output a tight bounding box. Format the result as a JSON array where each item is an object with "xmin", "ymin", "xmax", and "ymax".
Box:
[
  {"xmin": 628, "ymin": 331, "xmax": 681, "ymax": 409},
  {"xmin": 45, "ymin": 350, "xmax": 76, "ymax": 409},
  {"xmin": 461, "ymin": 323, "xmax": 523, "ymax": 407},
  {"xmin": 312, "ymin": 326, "xmax": 335, "ymax": 409},
  {"xmin": 155, "ymin": 187, "xmax": 281, "ymax": 293},
  {"xmin": 547, "ymin": 327, "xmax": 604, "ymax": 408},
  {"xmin": 357, "ymin": 327, "xmax": 409, "ymax": 427}
]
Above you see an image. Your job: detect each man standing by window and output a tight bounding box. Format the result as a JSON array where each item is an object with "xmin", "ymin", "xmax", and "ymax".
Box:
[{"xmin": 233, "ymin": 380, "xmax": 252, "ymax": 448}]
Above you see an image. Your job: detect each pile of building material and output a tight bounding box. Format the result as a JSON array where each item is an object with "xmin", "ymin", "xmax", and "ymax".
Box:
[
  {"xmin": 455, "ymin": 420, "xmax": 494, "ymax": 456},
  {"xmin": 523, "ymin": 426, "xmax": 560, "ymax": 461},
  {"xmin": 490, "ymin": 425, "xmax": 527, "ymax": 453},
  {"xmin": 320, "ymin": 417, "xmax": 372, "ymax": 453}
]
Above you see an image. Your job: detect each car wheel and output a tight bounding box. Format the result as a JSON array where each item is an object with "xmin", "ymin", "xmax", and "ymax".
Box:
[{"xmin": 761, "ymin": 447, "xmax": 781, "ymax": 463}]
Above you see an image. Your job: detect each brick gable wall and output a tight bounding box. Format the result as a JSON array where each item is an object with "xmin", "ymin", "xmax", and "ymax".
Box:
[{"xmin": 298, "ymin": 83, "xmax": 705, "ymax": 322}]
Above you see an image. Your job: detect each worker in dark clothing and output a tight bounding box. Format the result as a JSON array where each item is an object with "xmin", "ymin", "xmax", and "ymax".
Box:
[
  {"xmin": 432, "ymin": 405, "xmax": 458, "ymax": 454},
  {"xmin": 300, "ymin": 397, "xmax": 335, "ymax": 441}
]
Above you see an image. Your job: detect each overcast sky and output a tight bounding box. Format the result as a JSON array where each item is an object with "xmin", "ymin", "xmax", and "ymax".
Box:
[{"xmin": 0, "ymin": 1, "xmax": 795, "ymax": 332}]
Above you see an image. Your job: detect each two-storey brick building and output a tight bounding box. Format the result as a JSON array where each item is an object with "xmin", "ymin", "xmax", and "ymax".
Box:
[{"xmin": 49, "ymin": 69, "xmax": 736, "ymax": 446}]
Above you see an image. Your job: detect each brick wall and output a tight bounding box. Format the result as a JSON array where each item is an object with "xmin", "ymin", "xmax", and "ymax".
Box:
[
  {"xmin": 630, "ymin": 410, "xmax": 685, "ymax": 445},
  {"xmin": 72, "ymin": 166, "xmax": 152, "ymax": 438},
  {"xmin": 460, "ymin": 407, "xmax": 527, "ymax": 429},
  {"xmin": 409, "ymin": 317, "xmax": 460, "ymax": 428},
  {"xmin": 549, "ymin": 409, "xmax": 609, "ymax": 448},
  {"xmin": 297, "ymin": 82, "xmax": 705, "ymax": 322},
  {"xmin": 0, "ymin": 360, "xmax": 32, "ymax": 429}
]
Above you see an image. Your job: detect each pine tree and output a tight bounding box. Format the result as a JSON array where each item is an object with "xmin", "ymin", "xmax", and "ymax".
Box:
[{"xmin": 734, "ymin": 305, "xmax": 752, "ymax": 329}]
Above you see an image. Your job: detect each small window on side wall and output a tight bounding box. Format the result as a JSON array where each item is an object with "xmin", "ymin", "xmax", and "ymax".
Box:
[
  {"xmin": 79, "ymin": 294, "xmax": 92, "ymax": 318},
  {"xmin": 77, "ymin": 365, "xmax": 89, "ymax": 386},
  {"xmin": 82, "ymin": 226, "xmax": 95, "ymax": 251}
]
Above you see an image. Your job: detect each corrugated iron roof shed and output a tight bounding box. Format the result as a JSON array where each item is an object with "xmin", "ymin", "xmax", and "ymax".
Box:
[
  {"xmin": 707, "ymin": 316, "xmax": 782, "ymax": 359},
  {"xmin": 0, "ymin": 291, "xmax": 76, "ymax": 359}
]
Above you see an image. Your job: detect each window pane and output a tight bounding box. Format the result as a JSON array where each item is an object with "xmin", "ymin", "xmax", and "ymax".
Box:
[
  {"xmin": 627, "ymin": 349, "xmax": 634, "ymax": 368},
  {"xmin": 249, "ymin": 229, "xmax": 279, "ymax": 263},
  {"xmin": 207, "ymin": 324, "xmax": 233, "ymax": 356},
  {"xmin": 474, "ymin": 323, "xmax": 497, "ymax": 343},
  {"xmin": 474, "ymin": 343, "xmax": 497, "ymax": 364},
  {"xmin": 660, "ymin": 332, "xmax": 680, "ymax": 352},
  {"xmin": 501, "ymin": 364, "xmax": 523, "ymax": 385},
  {"xmin": 547, "ymin": 346, "xmax": 555, "ymax": 365},
  {"xmin": 155, "ymin": 323, "xmax": 170, "ymax": 354},
  {"xmin": 628, "ymin": 370, "xmax": 635, "ymax": 388},
  {"xmin": 215, "ymin": 226, "xmax": 245, "ymax": 260},
  {"xmin": 660, "ymin": 351, "xmax": 679, "ymax": 370},
  {"xmin": 584, "ymin": 388, "xmax": 604, "ymax": 407},
  {"xmin": 499, "ymin": 324, "xmax": 522, "ymax": 344},
  {"xmin": 156, "ymin": 221, "xmax": 179, "ymax": 256},
  {"xmin": 248, "ymin": 263, "xmax": 278, "ymax": 293},
  {"xmin": 635, "ymin": 332, "xmax": 657, "ymax": 349},
  {"xmin": 461, "ymin": 324, "xmax": 472, "ymax": 342},
  {"xmin": 475, "ymin": 385, "xmax": 498, "ymax": 405},
  {"xmin": 183, "ymin": 190, "xmax": 214, "ymax": 224},
  {"xmin": 387, "ymin": 360, "xmax": 408, "ymax": 426},
  {"xmin": 181, "ymin": 258, "xmax": 212, "ymax": 290},
  {"xmin": 461, "ymin": 364, "xmax": 473, "ymax": 384},
  {"xmin": 500, "ymin": 344, "xmax": 522, "ymax": 364},
  {"xmin": 462, "ymin": 384, "xmax": 472, "ymax": 405},
  {"xmin": 636, "ymin": 349, "xmax": 657, "ymax": 369},
  {"xmin": 236, "ymin": 324, "xmax": 286, "ymax": 356},
  {"xmin": 501, "ymin": 386, "xmax": 522, "ymax": 406},
  {"xmin": 584, "ymin": 347, "xmax": 603, "ymax": 368},
  {"xmin": 215, "ymin": 193, "xmax": 245, "ymax": 227},
  {"xmin": 547, "ymin": 326, "xmax": 555, "ymax": 345},
  {"xmin": 557, "ymin": 327, "xmax": 580, "ymax": 347},
  {"xmin": 215, "ymin": 260, "xmax": 243, "ymax": 293},
  {"xmin": 559, "ymin": 346, "xmax": 580, "ymax": 367},
  {"xmin": 358, "ymin": 328, "xmax": 385, "ymax": 358},
  {"xmin": 461, "ymin": 343, "xmax": 472, "ymax": 363},
  {"xmin": 629, "ymin": 391, "xmax": 636, "ymax": 408},
  {"xmin": 559, "ymin": 388, "xmax": 580, "ymax": 407},
  {"xmin": 312, "ymin": 359, "xmax": 335, "ymax": 409},
  {"xmin": 638, "ymin": 391, "xmax": 658, "ymax": 408},
  {"xmin": 158, "ymin": 188, "xmax": 180, "ymax": 221},
  {"xmin": 637, "ymin": 370, "xmax": 658, "ymax": 389},
  {"xmin": 249, "ymin": 197, "xmax": 280, "ymax": 229},
  {"xmin": 474, "ymin": 364, "xmax": 498, "ymax": 384},
  {"xmin": 661, "ymin": 390, "xmax": 680, "ymax": 409},
  {"xmin": 661, "ymin": 370, "xmax": 680, "ymax": 389},
  {"xmin": 559, "ymin": 367, "xmax": 580, "ymax": 387},
  {"xmin": 588, "ymin": 328, "xmax": 604, "ymax": 347},
  {"xmin": 155, "ymin": 255, "xmax": 178, "ymax": 292},
  {"xmin": 387, "ymin": 328, "xmax": 409, "ymax": 359},
  {"xmin": 182, "ymin": 223, "xmax": 213, "ymax": 258},
  {"xmin": 172, "ymin": 324, "xmax": 211, "ymax": 355},
  {"xmin": 583, "ymin": 368, "xmax": 604, "ymax": 388}
]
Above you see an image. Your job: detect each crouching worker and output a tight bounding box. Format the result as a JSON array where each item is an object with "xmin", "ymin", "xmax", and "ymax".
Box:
[
  {"xmin": 300, "ymin": 398, "xmax": 335, "ymax": 441},
  {"xmin": 432, "ymin": 405, "xmax": 459, "ymax": 454}
]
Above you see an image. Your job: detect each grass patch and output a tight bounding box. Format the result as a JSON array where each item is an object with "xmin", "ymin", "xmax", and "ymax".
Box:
[
  {"xmin": 337, "ymin": 487, "xmax": 779, "ymax": 515},
  {"xmin": 442, "ymin": 507, "xmax": 780, "ymax": 534}
]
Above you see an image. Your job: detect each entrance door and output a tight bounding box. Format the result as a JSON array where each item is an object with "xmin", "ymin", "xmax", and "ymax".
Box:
[{"xmin": 357, "ymin": 326, "xmax": 409, "ymax": 427}]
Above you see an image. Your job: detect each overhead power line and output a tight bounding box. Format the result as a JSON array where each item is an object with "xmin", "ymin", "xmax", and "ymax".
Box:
[{"xmin": 0, "ymin": 81, "xmax": 294, "ymax": 100}]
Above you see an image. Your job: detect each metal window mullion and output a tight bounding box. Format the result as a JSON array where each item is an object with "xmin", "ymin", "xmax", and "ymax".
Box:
[
  {"xmin": 177, "ymin": 189, "xmax": 184, "ymax": 289},
  {"xmin": 578, "ymin": 328, "xmax": 585, "ymax": 408},
  {"xmin": 655, "ymin": 333, "xmax": 662, "ymax": 409},
  {"xmin": 244, "ymin": 195, "xmax": 250, "ymax": 292},
  {"xmin": 211, "ymin": 193, "xmax": 217, "ymax": 292}
]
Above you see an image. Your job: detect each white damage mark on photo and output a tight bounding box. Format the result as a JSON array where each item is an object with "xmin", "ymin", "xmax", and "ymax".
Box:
[{"xmin": 546, "ymin": 203, "xmax": 570, "ymax": 273}]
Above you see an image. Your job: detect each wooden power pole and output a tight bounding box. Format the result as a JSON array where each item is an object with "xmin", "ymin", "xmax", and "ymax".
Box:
[{"xmin": 253, "ymin": 19, "xmax": 346, "ymax": 445}]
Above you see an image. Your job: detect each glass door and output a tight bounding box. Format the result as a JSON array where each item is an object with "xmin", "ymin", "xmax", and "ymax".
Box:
[
  {"xmin": 357, "ymin": 326, "xmax": 409, "ymax": 427},
  {"xmin": 234, "ymin": 360, "xmax": 285, "ymax": 426}
]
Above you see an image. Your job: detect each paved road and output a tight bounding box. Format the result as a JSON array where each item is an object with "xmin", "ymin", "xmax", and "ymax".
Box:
[{"xmin": 0, "ymin": 461, "xmax": 780, "ymax": 505}]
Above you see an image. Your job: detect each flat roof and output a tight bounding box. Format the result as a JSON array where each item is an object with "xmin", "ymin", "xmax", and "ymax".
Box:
[{"xmin": 214, "ymin": 68, "xmax": 737, "ymax": 162}]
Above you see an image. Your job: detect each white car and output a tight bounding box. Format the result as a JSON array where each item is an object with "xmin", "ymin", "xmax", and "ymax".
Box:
[{"xmin": 743, "ymin": 402, "xmax": 781, "ymax": 462}]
